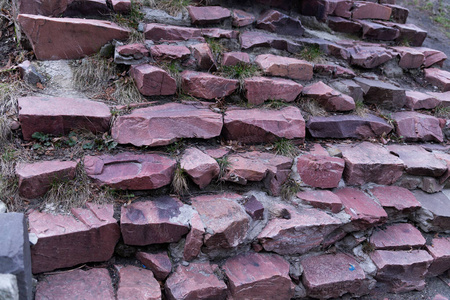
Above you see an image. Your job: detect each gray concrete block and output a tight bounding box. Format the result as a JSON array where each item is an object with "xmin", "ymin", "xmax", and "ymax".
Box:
[{"xmin": 0, "ymin": 213, "xmax": 33, "ymax": 300}]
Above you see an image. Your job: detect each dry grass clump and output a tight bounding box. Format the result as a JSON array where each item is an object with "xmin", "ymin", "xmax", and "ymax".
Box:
[
  {"xmin": 144, "ymin": 0, "xmax": 191, "ymax": 16},
  {"xmin": 298, "ymin": 98, "xmax": 327, "ymax": 119},
  {"xmin": 0, "ymin": 80, "xmax": 25, "ymax": 142},
  {"xmin": 171, "ymin": 165, "xmax": 189, "ymax": 195}
]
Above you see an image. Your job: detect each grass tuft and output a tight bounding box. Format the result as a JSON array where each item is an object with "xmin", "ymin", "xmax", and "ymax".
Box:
[
  {"xmin": 298, "ymin": 98, "xmax": 327, "ymax": 118},
  {"xmin": 355, "ymin": 100, "xmax": 369, "ymax": 117},
  {"xmin": 297, "ymin": 45, "xmax": 323, "ymax": 62},
  {"xmin": 273, "ymin": 139, "xmax": 299, "ymax": 158},
  {"xmin": 72, "ymin": 54, "xmax": 118, "ymax": 93},
  {"xmin": 148, "ymin": 0, "xmax": 191, "ymax": 16},
  {"xmin": 112, "ymin": 77, "xmax": 144, "ymax": 105},
  {"xmin": 171, "ymin": 165, "xmax": 189, "ymax": 195},
  {"xmin": 434, "ymin": 104, "xmax": 450, "ymax": 118},
  {"xmin": 219, "ymin": 63, "xmax": 260, "ymax": 80},
  {"xmin": 215, "ymin": 156, "xmax": 230, "ymax": 181},
  {"xmin": 280, "ymin": 178, "xmax": 301, "ymax": 201}
]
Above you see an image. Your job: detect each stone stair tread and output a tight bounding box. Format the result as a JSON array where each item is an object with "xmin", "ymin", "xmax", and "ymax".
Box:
[{"xmin": 370, "ymin": 223, "xmax": 426, "ymax": 250}]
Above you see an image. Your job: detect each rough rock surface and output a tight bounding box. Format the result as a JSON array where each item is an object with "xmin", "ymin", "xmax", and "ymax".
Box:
[
  {"xmin": 144, "ymin": 23, "xmax": 202, "ymax": 41},
  {"xmin": 296, "ymin": 153, "xmax": 345, "ymax": 189},
  {"xmin": 188, "ymin": 6, "xmax": 230, "ymax": 25},
  {"xmin": 232, "ymin": 9, "xmax": 255, "ymax": 27},
  {"xmin": 353, "ymin": 77, "xmax": 406, "ymax": 109},
  {"xmin": 334, "ymin": 188, "xmax": 388, "ymax": 230},
  {"xmin": 369, "ymin": 186, "xmax": 421, "ymax": 218},
  {"xmin": 255, "ymin": 54, "xmax": 313, "ymax": 80},
  {"xmin": 370, "ymin": 223, "xmax": 426, "ymax": 250},
  {"xmin": 34, "ymin": 269, "xmax": 114, "ymax": 300},
  {"xmin": 223, "ymin": 252, "xmax": 293, "ymax": 300},
  {"xmin": 181, "ymin": 148, "xmax": 220, "ymax": 189},
  {"xmin": 302, "ymin": 253, "xmax": 369, "ymax": 299},
  {"xmin": 302, "ymin": 81, "xmax": 355, "ymax": 111},
  {"xmin": 29, "ymin": 204, "xmax": 120, "ymax": 273},
  {"xmin": 183, "ymin": 211, "xmax": 205, "ymax": 261},
  {"xmin": 352, "ymin": 1, "xmax": 392, "ymax": 20},
  {"xmin": 256, "ymin": 9, "xmax": 305, "ymax": 36},
  {"xmin": 136, "ymin": 251, "xmax": 172, "ymax": 281},
  {"xmin": 413, "ymin": 190, "xmax": 450, "ymax": 232},
  {"xmin": 244, "ymin": 76, "xmax": 303, "ymax": 105},
  {"xmin": 120, "ymin": 197, "xmax": 190, "ymax": 246},
  {"xmin": 426, "ymin": 237, "xmax": 450, "ymax": 277},
  {"xmin": 181, "ymin": 71, "xmax": 239, "ymax": 99},
  {"xmin": 404, "ymin": 90, "xmax": 440, "ymax": 110},
  {"xmin": 296, "ymin": 190, "xmax": 343, "ymax": 213},
  {"xmin": 18, "ymin": 96, "xmax": 111, "ymax": 140},
  {"xmin": 222, "ymin": 52, "xmax": 250, "ymax": 66},
  {"xmin": 18, "ymin": 14, "xmax": 129, "ymax": 60},
  {"xmin": 84, "ymin": 152, "xmax": 176, "ymax": 190},
  {"xmin": 116, "ymin": 265, "xmax": 161, "ymax": 300},
  {"xmin": 112, "ymin": 103, "xmax": 223, "ymax": 146},
  {"xmin": 339, "ymin": 142, "xmax": 404, "ymax": 185},
  {"xmin": 16, "ymin": 160, "xmax": 77, "ymax": 198},
  {"xmin": 191, "ymin": 43, "xmax": 216, "ymax": 71},
  {"xmin": 223, "ymin": 106, "xmax": 305, "ymax": 143},
  {"xmin": 393, "ymin": 111, "xmax": 443, "ymax": 143},
  {"xmin": 130, "ymin": 64, "xmax": 177, "ymax": 96},
  {"xmin": 150, "ymin": 45, "xmax": 191, "ymax": 61},
  {"xmin": 165, "ymin": 262, "xmax": 227, "ymax": 300},
  {"xmin": 424, "ymin": 68, "xmax": 450, "ymax": 92}
]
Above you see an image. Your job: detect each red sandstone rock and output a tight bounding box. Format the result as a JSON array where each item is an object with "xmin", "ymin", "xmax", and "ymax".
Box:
[
  {"xmin": 16, "ymin": 160, "xmax": 77, "ymax": 198},
  {"xmin": 239, "ymin": 31, "xmax": 296, "ymax": 51},
  {"xmin": 136, "ymin": 251, "xmax": 172, "ymax": 281},
  {"xmin": 181, "ymin": 148, "xmax": 219, "ymax": 189},
  {"xmin": 359, "ymin": 20, "xmax": 399, "ymax": 41},
  {"xmin": 306, "ymin": 114, "xmax": 392, "ymax": 139},
  {"xmin": 258, "ymin": 204, "xmax": 343, "ymax": 254},
  {"xmin": 18, "ymin": 96, "xmax": 111, "ymax": 140},
  {"xmin": 110, "ymin": 0, "xmax": 130, "ymax": 13},
  {"xmin": 370, "ymin": 223, "xmax": 425, "ymax": 250},
  {"xmin": 405, "ymin": 90, "xmax": 440, "ymax": 110},
  {"xmin": 390, "ymin": 22, "xmax": 427, "ymax": 46},
  {"xmin": 244, "ymin": 195, "xmax": 265, "ymax": 220},
  {"xmin": 302, "ymin": 253, "xmax": 369, "ymax": 299},
  {"xmin": 369, "ymin": 186, "xmax": 421, "ymax": 218},
  {"xmin": 117, "ymin": 43, "xmax": 149, "ymax": 59},
  {"xmin": 244, "ymin": 76, "xmax": 303, "ymax": 105},
  {"xmin": 144, "ymin": 23, "xmax": 202, "ymax": 42},
  {"xmin": 29, "ymin": 204, "xmax": 120, "ymax": 273},
  {"xmin": 416, "ymin": 47, "xmax": 447, "ymax": 67},
  {"xmin": 302, "ymin": 81, "xmax": 355, "ymax": 111},
  {"xmin": 426, "ymin": 237, "xmax": 450, "ymax": 277},
  {"xmin": 223, "ymin": 252, "xmax": 293, "ymax": 300},
  {"xmin": 232, "ymin": 9, "xmax": 255, "ymax": 27},
  {"xmin": 191, "ymin": 193, "xmax": 249, "ymax": 251},
  {"xmin": 181, "ymin": 70, "xmax": 239, "ymax": 99},
  {"xmin": 393, "ymin": 46, "xmax": 424, "ymax": 69},
  {"xmin": 116, "ymin": 265, "xmax": 161, "ymax": 300},
  {"xmin": 191, "ymin": 43, "xmax": 216, "ymax": 71},
  {"xmin": 84, "ymin": 152, "xmax": 176, "ymax": 190},
  {"xmin": 354, "ymin": 77, "xmax": 406, "ymax": 109},
  {"xmin": 183, "ymin": 211, "xmax": 204, "ymax": 261},
  {"xmin": 313, "ymin": 64, "xmax": 356, "ymax": 78},
  {"xmin": 200, "ymin": 28, "xmax": 239, "ymax": 39},
  {"xmin": 425, "ymin": 68, "xmax": 450, "ymax": 92},
  {"xmin": 346, "ymin": 45, "xmax": 394, "ymax": 68},
  {"xmin": 18, "ymin": 14, "xmax": 129, "ymax": 60},
  {"xmin": 296, "ymin": 154, "xmax": 345, "ymax": 189},
  {"xmin": 426, "ymin": 91, "xmax": 450, "ymax": 107},
  {"xmin": 393, "ymin": 111, "xmax": 443, "ymax": 143},
  {"xmin": 296, "ymin": 190, "xmax": 343, "ymax": 213},
  {"xmin": 370, "ymin": 250, "xmax": 433, "ymax": 292},
  {"xmin": 223, "ymin": 106, "xmax": 305, "ymax": 143},
  {"xmin": 19, "ymin": 0, "xmax": 71, "ymax": 16},
  {"xmin": 35, "ymin": 269, "xmax": 114, "ymax": 299},
  {"xmin": 187, "ymin": 6, "xmax": 230, "ymax": 25},
  {"xmin": 256, "ymin": 9, "xmax": 305, "ymax": 37},
  {"xmin": 165, "ymin": 262, "xmax": 227, "ymax": 300},
  {"xmin": 387, "ymin": 144, "xmax": 447, "ymax": 177},
  {"xmin": 335, "ymin": 188, "xmax": 387, "ymax": 230},
  {"xmin": 386, "ymin": 4, "xmax": 409, "ymax": 23},
  {"xmin": 112, "ymin": 102, "xmax": 223, "ymax": 146},
  {"xmin": 150, "ymin": 45, "xmax": 191, "ymax": 61},
  {"xmin": 352, "ymin": 1, "xmax": 392, "ymax": 20},
  {"xmin": 413, "ymin": 190, "xmax": 450, "ymax": 232},
  {"xmin": 120, "ymin": 197, "xmax": 190, "ymax": 246},
  {"xmin": 222, "ymin": 52, "xmax": 250, "ymax": 66},
  {"xmin": 327, "ymin": 16, "xmax": 362, "ymax": 33},
  {"xmin": 130, "ymin": 64, "xmax": 177, "ymax": 96},
  {"xmin": 339, "ymin": 142, "xmax": 404, "ymax": 185},
  {"xmin": 255, "ymin": 54, "xmax": 313, "ymax": 80}
]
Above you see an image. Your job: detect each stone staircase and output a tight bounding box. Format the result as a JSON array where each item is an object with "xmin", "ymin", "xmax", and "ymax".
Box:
[{"xmin": 1, "ymin": 0, "xmax": 450, "ymax": 299}]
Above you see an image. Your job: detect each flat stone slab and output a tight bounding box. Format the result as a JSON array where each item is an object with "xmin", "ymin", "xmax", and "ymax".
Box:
[
  {"xmin": 334, "ymin": 188, "xmax": 387, "ymax": 230},
  {"xmin": 425, "ymin": 68, "xmax": 450, "ymax": 92},
  {"xmin": 112, "ymin": 103, "xmax": 223, "ymax": 147},
  {"xmin": 136, "ymin": 251, "xmax": 172, "ymax": 281},
  {"xmin": 84, "ymin": 152, "xmax": 176, "ymax": 190},
  {"xmin": 370, "ymin": 223, "xmax": 425, "ymax": 250},
  {"xmin": 353, "ymin": 77, "xmax": 406, "ymax": 109},
  {"xmin": 130, "ymin": 64, "xmax": 176, "ymax": 96},
  {"xmin": 307, "ymin": 114, "xmax": 392, "ymax": 139},
  {"xmin": 223, "ymin": 106, "xmax": 305, "ymax": 143},
  {"xmin": 120, "ymin": 197, "xmax": 190, "ymax": 246},
  {"xmin": 150, "ymin": 45, "xmax": 191, "ymax": 61},
  {"xmin": 327, "ymin": 16, "xmax": 362, "ymax": 34},
  {"xmin": 369, "ymin": 186, "xmax": 421, "ymax": 218},
  {"xmin": 296, "ymin": 190, "xmax": 343, "ymax": 213},
  {"xmin": 387, "ymin": 144, "xmax": 447, "ymax": 177},
  {"xmin": 18, "ymin": 14, "xmax": 129, "ymax": 60},
  {"xmin": 345, "ymin": 45, "xmax": 394, "ymax": 69},
  {"xmin": 181, "ymin": 71, "xmax": 239, "ymax": 99},
  {"xmin": 191, "ymin": 193, "xmax": 250, "ymax": 251},
  {"xmin": 313, "ymin": 64, "xmax": 356, "ymax": 79},
  {"xmin": 116, "ymin": 265, "xmax": 161, "ymax": 300},
  {"xmin": 35, "ymin": 269, "xmax": 114, "ymax": 300},
  {"xmin": 302, "ymin": 81, "xmax": 355, "ymax": 112},
  {"xmin": 405, "ymin": 90, "xmax": 440, "ymax": 110},
  {"xmin": 165, "ymin": 262, "xmax": 227, "ymax": 300},
  {"xmin": 223, "ymin": 252, "xmax": 293, "ymax": 300},
  {"xmin": 359, "ymin": 20, "xmax": 399, "ymax": 41},
  {"xmin": 232, "ymin": 9, "xmax": 255, "ymax": 27},
  {"xmin": 191, "ymin": 43, "xmax": 216, "ymax": 71},
  {"xmin": 181, "ymin": 148, "xmax": 219, "ymax": 189},
  {"xmin": 255, "ymin": 54, "xmax": 313, "ymax": 81},
  {"xmin": 183, "ymin": 210, "xmax": 204, "ymax": 261},
  {"xmin": 18, "ymin": 96, "xmax": 111, "ymax": 140},
  {"xmin": 426, "ymin": 237, "xmax": 450, "ymax": 277},
  {"xmin": 144, "ymin": 23, "xmax": 202, "ymax": 41},
  {"xmin": 0, "ymin": 213, "xmax": 32, "ymax": 300},
  {"xmin": 393, "ymin": 111, "xmax": 443, "ymax": 143},
  {"xmin": 370, "ymin": 250, "xmax": 433, "ymax": 293},
  {"xmin": 393, "ymin": 46, "xmax": 425, "ymax": 69},
  {"xmin": 29, "ymin": 203, "xmax": 120, "ymax": 273},
  {"xmin": 222, "ymin": 51, "xmax": 250, "ymax": 66},
  {"xmin": 187, "ymin": 6, "xmax": 230, "ymax": 25},
  {"xmin": 256, "ymin": 9, "xmax": 305, "ymax": 37},
  {"xmin": 301, "ymin": 253, "xmax": 369, "ymax": 299},
  {"xmin": 16, "ymin": 160, "xmax": 77, "ymax": 198},
  {"xmin": 244, "ymin": 76, "xmax": 303, "ymax": 105},
  {"xmin": 417, "ymin": 47, "xmax": 447, "ymax": 67},
  {"xmin": 352, "ymin": 1, "xmax": 392, "ymax": 20},
  {"xmin": 258, "ymin": 204, "xmax": 343, "ymax": 255},
  {"xmin": 413, "ymin": 190, "xmax": 450, "ymax": 232},
  {"xmin": 339, "ymin": 142, "xmax": 404, "ymax": 185},
  {"xmin": 296, "ymin": 153, "xmax": 345, "ymax": 189},
  {"xmin": 239, "ymin": 31, "xmax": 294, "ymax": 51}
]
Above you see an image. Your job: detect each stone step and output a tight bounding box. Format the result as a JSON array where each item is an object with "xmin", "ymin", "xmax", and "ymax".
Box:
[{"xmin": 370, "ymin": 223, "xmax": 426, "ymax": 250}]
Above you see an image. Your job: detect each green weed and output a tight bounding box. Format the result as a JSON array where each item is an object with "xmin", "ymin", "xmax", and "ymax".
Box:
[
  {"xmin": 273, "ymin": 139, "xmax": 299, "ymax": 158},
  {"xmin": 298, "ymin": 45, "xmax": 322, "ymax": 62},
  {"xmin": 280, "ymin": 178, "xmax": 301, "ymax": 201},
  {"xmin": 220, "ymin": 63, "xmax": 260, "ymax": 80},
  {"xmin": 215, "ymin": 156, "xmax": 230, "ymax": 180},
  {"xmin": 150, "ymin": 0, "xmax": 191, "ymax": 16}
]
